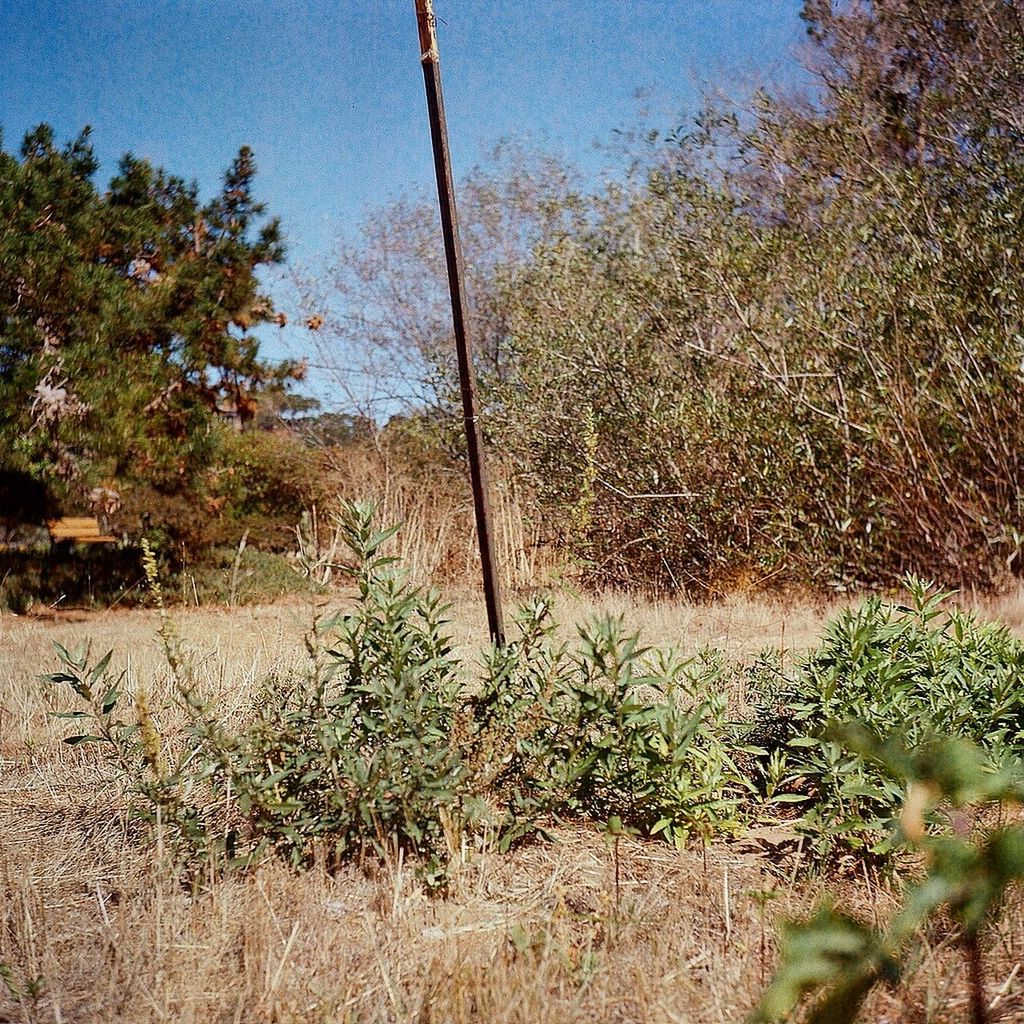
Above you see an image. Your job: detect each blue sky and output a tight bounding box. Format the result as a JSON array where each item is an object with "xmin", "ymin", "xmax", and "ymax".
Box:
[{"xmin": 0, "ymin": 0, "xmax": 807, "ymax": 398}]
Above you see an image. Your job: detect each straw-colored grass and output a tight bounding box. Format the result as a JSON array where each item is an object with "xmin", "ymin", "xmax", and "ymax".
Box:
[
  {"xmin": 317, "ymin": 448, "xmax": 550, "ymax": 592},
  {"xmin": 2, "ymin": 592, "xmax": 1024, "ymax": 1023}
]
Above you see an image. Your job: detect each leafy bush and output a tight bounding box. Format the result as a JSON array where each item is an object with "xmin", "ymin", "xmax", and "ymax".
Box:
[
  {"xmin": 209, "ymin": 430, "xmax": 330, "ymax": 550},
  {"xmin": 752, "ymin": 733, "xmax": 1024, "ymax": 1024},
  {"xmin": 46, "ymin": 502, "xmax": 748, "ymax": 886},
  {"xmin": 471, "ymin": 609, "xmax": 751, "ymax": 848},
  {"xmin": 754, "ymin": 579, "xmax": 1024, "ymax": 858},
  {"xmin": 42, "ymin": 520, "xmax": 1024, "ymax": 900},
  {"xmin": 182, "ymin": 545, "xmax": 317, "ymax": 605}
]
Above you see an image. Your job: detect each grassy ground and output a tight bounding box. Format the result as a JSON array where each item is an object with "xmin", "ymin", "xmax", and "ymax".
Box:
[{"xmin": 1, "ymin": 592, "xmax": 1023, "ymax": 1023}]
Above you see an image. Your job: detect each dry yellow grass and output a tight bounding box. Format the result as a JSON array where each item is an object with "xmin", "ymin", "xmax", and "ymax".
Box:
[{"xmin": 2, "ymin": 592, "xmax": 1023, "ymax": 1023}]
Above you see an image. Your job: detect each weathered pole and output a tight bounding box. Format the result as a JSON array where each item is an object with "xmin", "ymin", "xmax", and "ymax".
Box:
[{"xmin": 414, "ymin": 0, "xmax": 505, "ymax": 645}]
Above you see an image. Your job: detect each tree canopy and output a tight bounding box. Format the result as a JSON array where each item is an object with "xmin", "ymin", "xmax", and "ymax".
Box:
[{"xmin": 0, "ymin": 124, "xmax": 304, "ymax": 538}]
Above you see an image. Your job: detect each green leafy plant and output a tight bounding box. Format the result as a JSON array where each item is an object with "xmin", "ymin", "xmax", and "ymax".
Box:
[
  {"xmin": 752, "ymin": 578, "xmax": 1024, "ymax": 859},
  {"xmin": 0, "ymin": 961, "xmax": 46, "ymax": 1008},
  {"xmin": 752, "ymin": 731, "xmax": 1024, "ymax": 1024},
  {"xmin": 471, "ymin": 605, "xmax": 752, "ymax": 849},
  {"xmin": 46, "ymin": 502, "xmax": 751, "ymax": 887},
  {"xmin": 173, "ymin": 501, "xmax": 467, "ymax": 883}
]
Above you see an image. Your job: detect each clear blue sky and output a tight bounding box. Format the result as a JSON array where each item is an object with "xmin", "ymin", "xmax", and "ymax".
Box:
[{"xmin": 0, "ymin": 0, "xmax": 807, "ymax": 397}]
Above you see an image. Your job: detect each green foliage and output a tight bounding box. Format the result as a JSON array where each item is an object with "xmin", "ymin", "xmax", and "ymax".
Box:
[
  {"xmin": 0, "ymin": 960, "xmax": 46, "ymax": 1007},
  {"xmin": 182, "ymin": 547, "xmax": 318, "ymax": 605},
  {"xmin": 209, "ymin": 430, "xmax": 329, "ymax": 549},
  {"xmin": 45, "ymin": 641, "xmax": 127, "ymax": 749},
  {"xmin": 760, "ymin": 579, "xmax": 1024, "ymax": 858},
  {"xmin": 752, "ymin": 733, "xmax": 1024, "ymax": 1023},
  {"xmin": 471, "ymin": 609, "xmax": 751, "ymax": 848},
  {"xmin": 45, "ymin": 503, "xmax": 748, "ymax": 886},
  {"xmin": 0, "ymin": 124, "xmax": 304, "ymax": 551},
  {"xmin": 319, "ymin": 1, "xmax": 1024, "ymax": 593},
  {"xmin": 753, "ymin": 905, "xmax": 895, "ymax": 1024},
  {"xmin": 177, "ymin": 503, "xmax": 465, "ymax": 881}
]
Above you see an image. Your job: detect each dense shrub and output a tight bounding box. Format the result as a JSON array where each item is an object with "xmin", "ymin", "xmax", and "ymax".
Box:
[
  {"xmin": 182, "ymin": 546, "xmax": 316, "ymax": 606},
  {"xmin": 209, "ymin": 430, "xmax": 329, "ymax": 550},
  {"xmin": 45, "ymin": 503, "xmax": 749, "ymax": 885},
  {"xmin": 751, "ymin": 580, "xmax": 1024, "ymax": 858},
  {"xmin": 470, "ymin": 610, "xmax": 751, "ymax": 848},
  {"xmin": 42, "ymin": 513, "xmax": 1024, "ymax": 889},
  {"xmin": 309, "ymin": 1, "xmax": 1024, "ymax": 593}
]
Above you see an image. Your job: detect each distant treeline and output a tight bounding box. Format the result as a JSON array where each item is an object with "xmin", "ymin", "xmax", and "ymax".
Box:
[{"xmin": 6, "ymin": 1, "xmax": 1024, "ymax": 599}]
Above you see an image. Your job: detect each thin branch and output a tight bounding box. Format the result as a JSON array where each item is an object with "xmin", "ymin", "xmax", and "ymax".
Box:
[{"xmin": 599, "ymin": 478, "xmax": 696, "ymax": 501}]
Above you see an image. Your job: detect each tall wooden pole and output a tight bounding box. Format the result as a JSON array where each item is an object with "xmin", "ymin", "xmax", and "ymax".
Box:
[{"xmin": 414, "ymin": 0, "xmax": 505, "ymax": 645}]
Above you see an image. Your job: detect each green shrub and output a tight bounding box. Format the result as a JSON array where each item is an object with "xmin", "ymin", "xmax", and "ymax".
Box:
[
  {"xmin": 471, "ymin": 608, "xmax": 752, "ymax": 848},
  {"xmin": 43, "ymin": 524, "xmax": 1024, "ymax": 894},
  {"xmin": 756, "ymin": 578, "xmax": 1024, "ymax": 859},
  {"xmin": 45, "ymin": 502, "xmax": 750, "ymax": 886},
  {"xmin": 210, "ymin": 430, "xmax": 329, "ymax": 550},
  {"xmin": 181, "ymin": 546, "xmax": 317, "ymax": 606}
]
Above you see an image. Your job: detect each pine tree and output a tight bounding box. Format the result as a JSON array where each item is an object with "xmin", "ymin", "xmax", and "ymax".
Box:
[{"xmin": 0, "ymin": 125, "xmax": 304, "ymax": 546}]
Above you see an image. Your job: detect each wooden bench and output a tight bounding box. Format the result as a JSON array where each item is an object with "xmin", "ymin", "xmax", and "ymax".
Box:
[{"xmin": 46, "ymin": 516, "xmax": 117, "ymax": 544}]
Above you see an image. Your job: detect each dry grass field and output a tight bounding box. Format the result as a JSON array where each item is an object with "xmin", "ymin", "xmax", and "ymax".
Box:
[{"xmin": 2, "ymin": 591, "xmax": 1023, "ymax": 1023}]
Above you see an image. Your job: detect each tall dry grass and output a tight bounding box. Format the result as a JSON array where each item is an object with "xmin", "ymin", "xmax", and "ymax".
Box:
[{"xmin": 311, "ymin": 443, "xmax": 553, "ymax": 594}]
